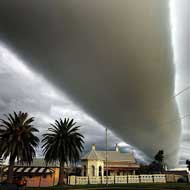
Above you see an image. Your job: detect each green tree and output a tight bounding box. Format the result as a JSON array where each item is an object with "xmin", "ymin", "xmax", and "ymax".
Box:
[
  {"xmin": 0, "ymin": 111, "xmax": 39, "ymax": 183},
  {"xmin": 42, "ymin": 118, "xmax": 84, "ymax": 186}
]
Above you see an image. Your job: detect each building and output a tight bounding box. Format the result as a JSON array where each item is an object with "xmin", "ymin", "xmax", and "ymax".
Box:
[
  {"xmin": 1, "ymin": 159, "xmax": 61, "ymax": 187},
  {"xmin": 81, "ymin": 144, "xmax": 140, "ymax": 177},
  {"xmin": 164, "ymin": 168, "xmax": 190, "ymax": 183}
]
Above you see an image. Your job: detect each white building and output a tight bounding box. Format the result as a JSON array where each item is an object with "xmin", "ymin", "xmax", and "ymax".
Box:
[{"xmin": 81, "ymin": 144, "xmax": 140, "ymax": 177}]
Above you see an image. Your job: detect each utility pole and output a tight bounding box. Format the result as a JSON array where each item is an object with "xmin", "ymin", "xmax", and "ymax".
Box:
[{"xmin": 105, "ymin": 128, "xmax": 108, "ymax": 188}]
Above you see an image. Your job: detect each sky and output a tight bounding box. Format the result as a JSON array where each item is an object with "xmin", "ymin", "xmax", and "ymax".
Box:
[
  {"xmin": 0, "ymin": 0, "xmax": 189, "ymax": 168},
  {"xmin": 170, "ymin": 0, "xmax": 190, "ymax": 167},
  {"xmin": 0, "ymin": 44, "xmax": 149, "ymax": 162}
]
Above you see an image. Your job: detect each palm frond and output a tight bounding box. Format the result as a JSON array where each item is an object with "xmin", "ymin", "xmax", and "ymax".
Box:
[
  {"xmin": 42, "ymin": 118, "xmax": 84, "ymax": 165},
  {"xmin": 0, "ymin": 111, "xmax": 39, "ymax": 165}
]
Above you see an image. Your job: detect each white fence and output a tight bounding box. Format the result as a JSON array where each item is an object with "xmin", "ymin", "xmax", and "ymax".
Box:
[
  {"xmin": 128, "ymin": 175, "xmax": 140, "ymax": 183},
  {"xmin": 69, "ymin": 174, "xmax": 166, "ymax": 185}
]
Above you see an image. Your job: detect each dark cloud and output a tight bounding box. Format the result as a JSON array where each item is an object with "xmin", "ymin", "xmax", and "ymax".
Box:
[
  {"xmin": 0, "ymin": 47, "xmax": 148, "ymax": 161},
  {"xmin": 0, "ymin": 0, "xmax": 189, "ymax": 167}
]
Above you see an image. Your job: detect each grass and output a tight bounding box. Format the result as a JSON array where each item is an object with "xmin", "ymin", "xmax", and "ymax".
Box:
[{"xmin": 25, "ymin": 183, "xmax": 190, "ymax": 190}]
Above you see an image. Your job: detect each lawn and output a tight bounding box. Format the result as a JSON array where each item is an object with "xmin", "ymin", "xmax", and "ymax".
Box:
[{"xmin": 26, "ymin": 183, "xmax": 190, "ymax": 190}]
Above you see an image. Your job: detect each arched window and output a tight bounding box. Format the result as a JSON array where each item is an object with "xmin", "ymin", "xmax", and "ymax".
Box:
[
  {"xmin": 83, "ymin": 165, "xmax": 87, "ymax": 176},
  {"xmin": 91, "ymin": 165, "xmax": 95, "ymax": 176},
  {"xmin": 99, "ymin": 166, "xmax": 102, "ymax": 176}
]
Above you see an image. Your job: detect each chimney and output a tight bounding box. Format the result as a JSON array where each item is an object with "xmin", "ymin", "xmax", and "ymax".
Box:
[
  {"xmin": 115, "ymin": 144, "xmax": 119, "ymax": 152},
  {"xmin": 92, "ymin": 144, "xmax": 96, "ymax": 151}
]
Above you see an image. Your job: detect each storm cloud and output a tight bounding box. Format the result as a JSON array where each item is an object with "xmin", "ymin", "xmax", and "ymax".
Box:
[
  {"xmin": 170, "ymin": 0, "xmax": 190, "ymax": 166},
  {"xmin": 0, "ymin": 0, "xmax": 189, "ymax": 167},
  {"xmin": 0, "ymin": 45, "xmax": 148, "ymax": 162}
]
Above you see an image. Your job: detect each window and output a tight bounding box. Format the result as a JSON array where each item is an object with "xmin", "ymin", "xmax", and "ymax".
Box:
[
  {"xmin": 104, "ymin": 170, "xmax": 110, "ymax": 176},
  {"xmin": 91, "ymin": 165, "xmax": 95, "ymax": 176},
  {"xmin": 83, "ymin": 165, "xmax": 87, "ymax": 176},
  {"xmin": 99, "ymin": 166, "xmax": 102, "ymax": 176}
]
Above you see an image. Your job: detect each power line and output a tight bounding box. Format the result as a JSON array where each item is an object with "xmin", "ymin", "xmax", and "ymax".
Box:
[
  {"xmin": 158, "ymin": 114, "xmax": 190, "ymax": 128},
  {"xmin": 173, "ymin": 86, "xmax": 190, "ymax": 99},
  {"xmin": 146, "ymin": 85, "xmax": 190, "ymax": 116}
]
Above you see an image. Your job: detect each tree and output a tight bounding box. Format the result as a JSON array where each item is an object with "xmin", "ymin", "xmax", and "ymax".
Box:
[
  {"xmin": 42, "ymin": 118, "xmax": 84, "ymax": 186},
  {"xmin": 149, "ymin": 150, "xmax": 165, "ymax": 173},
  {"xmin": 139, "ymin": 164, "xmax": 152, "ymax": 174},
  {"xmin": 0, "ymin": 111, "xmax": 39, "ymax": 183},
  {"xmin": 186, "ymin": 160, "xmax": 190, "ymax": 170},
  {"xmin": 154, "ymin": 150, "xmax": 164, "ymax": 164}
]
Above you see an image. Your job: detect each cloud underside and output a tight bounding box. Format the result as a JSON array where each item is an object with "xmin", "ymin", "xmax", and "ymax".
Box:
[
  {"xmin": 0, "ymin": 47, "xmax": 148, "ymax": 162},
  {"xmin": 0, "ymin": 0, "xmax": 189, "ymax": 167}
]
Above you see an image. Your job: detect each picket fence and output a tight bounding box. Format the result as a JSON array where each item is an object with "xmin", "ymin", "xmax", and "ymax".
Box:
[{"xmin": 69, "ymin": 174, "xmax": 166, "ymax": 185}]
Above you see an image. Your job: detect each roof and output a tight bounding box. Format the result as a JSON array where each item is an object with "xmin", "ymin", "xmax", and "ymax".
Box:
[
  {"xmin": 164, "ymin": 170, "xmax": 189, "ymax": 175},
  {"xmin": 2, "ymin": 166, "xmax": 54, "ymax": 175},
  {"xmin": 15, "ymin": 158, "xmax": 59, "ymax": 167},
  {"xmin": 82, "ymin": 150, "xmax": 101, "ymax": 160},
  {"xmin": 82, "ymin": 150, "xmax": 136, "ymax": 163}
]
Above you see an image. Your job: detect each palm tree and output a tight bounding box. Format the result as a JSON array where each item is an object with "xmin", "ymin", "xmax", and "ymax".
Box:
[
  {"xmin": 42, "ymin": 118, "xmax": 84, "ymax": 186},
  {"xmin": 0, "ymin": 111, "xmax": 39, "ymax": 183}
]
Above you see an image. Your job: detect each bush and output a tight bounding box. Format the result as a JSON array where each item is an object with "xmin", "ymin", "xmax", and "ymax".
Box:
[{"xmin": 177, "ymin": 177, "xmax": 188, "ymax": 183}]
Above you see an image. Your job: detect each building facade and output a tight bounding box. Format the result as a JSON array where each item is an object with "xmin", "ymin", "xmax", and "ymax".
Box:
[
  {"xmin": 1, "ymin": 159, "xmax": 62, "ymax": 187},
  {"xmin": 81, "ymin": 144, "xmax": 140, "ymax": 177}
]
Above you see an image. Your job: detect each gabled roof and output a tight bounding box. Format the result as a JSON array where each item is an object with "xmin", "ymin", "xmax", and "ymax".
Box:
[
  {"xmin": 82, "ymin": 150, "xmax": 136, "ymax": 163},
  {"xmin": 81, "ymin": 150, "xmax": 104, "ymax": 160}
]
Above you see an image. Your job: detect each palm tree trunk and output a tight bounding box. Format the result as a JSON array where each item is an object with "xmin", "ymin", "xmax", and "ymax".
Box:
[
  {"xmin": 58, "ymin": 162, "xmax": 65, "ymax": 186},
  {"xmin": 7, "ymin": 156, "xmax": 15, "ymax": 183}
]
